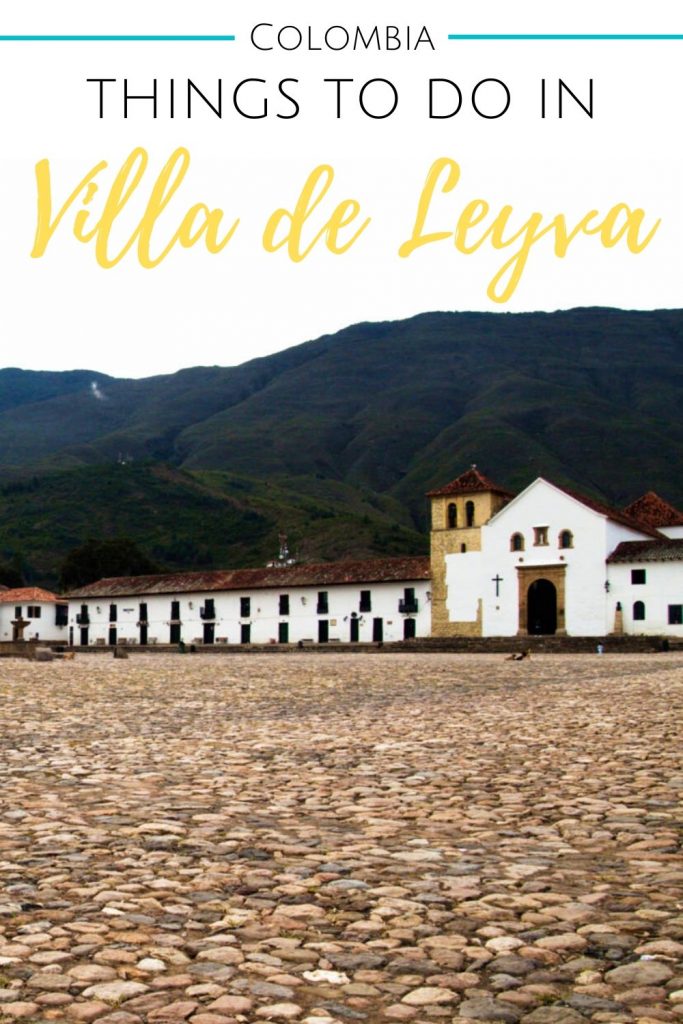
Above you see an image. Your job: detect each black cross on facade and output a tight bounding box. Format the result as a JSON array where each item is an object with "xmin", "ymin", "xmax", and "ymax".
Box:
[{"xmin": 492, "ymin": 574, "xmax": 504, "ymax": 597}]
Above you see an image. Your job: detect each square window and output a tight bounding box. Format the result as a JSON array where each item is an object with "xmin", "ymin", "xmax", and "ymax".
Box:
[
  {"xmin": 533, "ymin": 526, "xmax": 549, "ymax": 546},
  {"xmin": 631, "ymin": 569, "xmax": 646, "ymax": 585},
  {"xmin": 668, "ymin": 605, "xmax": 683, "ymax": 625}
]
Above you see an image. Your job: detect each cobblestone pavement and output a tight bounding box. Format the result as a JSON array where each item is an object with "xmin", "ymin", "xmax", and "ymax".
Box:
[{"xmin": 0, "ymin": 653, "xmax": 682, "ymax": 1024}]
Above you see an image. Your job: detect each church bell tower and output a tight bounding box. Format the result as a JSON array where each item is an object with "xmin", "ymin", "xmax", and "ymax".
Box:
[{"xmin": 427, "ymin": 466, "xmax": 513, "ymax": 636}]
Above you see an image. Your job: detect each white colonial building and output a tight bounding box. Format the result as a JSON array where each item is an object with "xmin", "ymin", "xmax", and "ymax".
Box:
[
  {"xmin": 0, "ymin": 587, "xmax": 69, "ymax": 643},
  {"xmin": 429, "ymin": 468, "xmax": 683, "ymax": 639},
  {"xmin": 60, "ymin": 468, "xmax": 683, "ymax": 647},
  {"xmin": 66, "ymin": 557, "xmax": 431, "ymax": 647}
]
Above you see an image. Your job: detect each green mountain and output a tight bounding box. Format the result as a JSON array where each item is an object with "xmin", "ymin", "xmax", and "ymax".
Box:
[{"xmin": 1, "ymin": 307, "xmax": 681, "ymax": 587}]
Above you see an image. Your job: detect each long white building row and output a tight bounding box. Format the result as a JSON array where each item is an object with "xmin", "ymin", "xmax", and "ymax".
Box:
[
  {"xmin": 62, "ymin": 557, "xmax": 432, "ymax": 647},
  {"xmin": 2, "ymin": 471, "xmax": 681, "ymax": 646}
]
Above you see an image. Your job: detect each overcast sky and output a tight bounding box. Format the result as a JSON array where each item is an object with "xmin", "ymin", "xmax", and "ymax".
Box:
[{"xmin": 0, "ymin": 0, "xmax": 680, "ymax": 377}]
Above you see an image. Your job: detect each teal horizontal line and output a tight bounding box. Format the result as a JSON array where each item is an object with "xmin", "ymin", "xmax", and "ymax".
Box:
[
  {"xmin": 448, "ymin": 33, "xmax": 683, "ymax": 40},
  {"xmin": 0, "ymin": 34, "xmax": 235, "ymax": 41}
]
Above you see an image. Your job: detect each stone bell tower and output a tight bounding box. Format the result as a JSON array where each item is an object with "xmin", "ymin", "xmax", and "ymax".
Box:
[{"xmin": 427, "ymin": 466, "xmax": 514, "ymax": 636}]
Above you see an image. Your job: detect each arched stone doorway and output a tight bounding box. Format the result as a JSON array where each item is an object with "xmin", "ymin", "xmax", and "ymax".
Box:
[
  {"xmin": 527, "ymin": 578, "xmax": 557, "ymax": 634},
  {"xmin": 516, "ymin": 564, "xmax": 566, "ymax": 635}
]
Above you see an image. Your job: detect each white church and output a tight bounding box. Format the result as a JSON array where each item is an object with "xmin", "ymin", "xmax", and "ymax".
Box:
[
  {"xmin": 428, "ymin": 467, "xmax": 683, "ymax": 640},
  {"xmin": 16, "ymin": 467, "xmax": 683, "ymax": 646}
]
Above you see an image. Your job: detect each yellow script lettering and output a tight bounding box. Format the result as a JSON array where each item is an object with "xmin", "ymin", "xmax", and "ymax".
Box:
[
  {"xmin": 399, "ymin": 157, "xmax": 661, "ymax": 302},
  {"xmin": 263, "ymin": 164, "xmax": 370, "ymax": 260},
  {"xmin": 31, "ymin": 147, "xmax": 239, "ymax": 267}
]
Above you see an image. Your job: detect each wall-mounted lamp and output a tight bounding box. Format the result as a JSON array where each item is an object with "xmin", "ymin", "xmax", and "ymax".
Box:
[
  {"xmin": 188, "ymin": 601, "xmax": 194, "ymax": 609},
  {"xmin": 604, "ymin": 580, "xmax": 611, "ymax": 593}
]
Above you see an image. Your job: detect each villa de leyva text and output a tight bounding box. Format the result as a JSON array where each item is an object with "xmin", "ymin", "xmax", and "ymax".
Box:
[{"xmin": 30, "ymin": 150, "xmax": 659, "ymax": 303}]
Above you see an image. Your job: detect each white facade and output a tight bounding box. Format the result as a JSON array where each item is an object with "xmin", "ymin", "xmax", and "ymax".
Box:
[
  {"xmin": 68, "ymin": 577, "xmax": 431, "ymax": 647},
  {"xmin": 440, "ymin": 477, "xmax": 682, "ymax": 638},
  {"xmin": 608, "ymin": 559, "xmax": 683, "ymax": 638},
  {"xmin": 0, "ymin": 591, "xmax": 69, "ymax": 643}
]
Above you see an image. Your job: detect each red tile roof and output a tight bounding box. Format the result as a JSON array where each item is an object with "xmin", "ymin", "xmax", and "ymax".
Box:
[
  {"xmin": 553, "ymin": 484, "xmax": 663, "ymax": 539},
  {"xmin": 427, "ymin": 467, "xmax": 515, "ymax": 499},
  {"xmin": 607, "ymin": 538, "xmax": 683, "ymax": 563},
  {"xmin": 624, "ymin": 491, "xmax": 683, "ymax": 529},
  {"xmin": 0, "ymin": 587, "xmax": 61, "ymax": 604},
  {"xmin": 67, "ymin": 556, "xmax": 431, "ymax": 599}
]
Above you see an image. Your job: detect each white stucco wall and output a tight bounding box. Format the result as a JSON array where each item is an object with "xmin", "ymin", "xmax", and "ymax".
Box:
[
  {"xmin": 607, "ymin": 561, "xmax": 683, "ymax": 636},
  {"xmin": 660, "ymin": 525, "xmax": 683, "ymax": 540},
  {"xmin": 481, "ymin": 481, "xmax": 613, "ymax": 636},
  {"xmin": 440, "ymin": 480, "xmax": 656, "ymax": 638},
  {"xmin": 0, "ymin": 601, "xmax": 69, "ymax": 642},
  {"xmin": 68, "ymin": 579, "xmax": 432, "ymax": 646},
  {"xmin": 605, "ymin": 520, "xmax": 653, "ymax": 551},
  {"xmin": 444, "ymin": 551, "xmax": 482, "ymax": 624}
]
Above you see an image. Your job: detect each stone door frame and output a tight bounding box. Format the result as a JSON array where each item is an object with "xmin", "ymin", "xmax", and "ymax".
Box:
[{"xmin": 516, "ymin": 564, "xmax": 567, "ymax": 635}]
